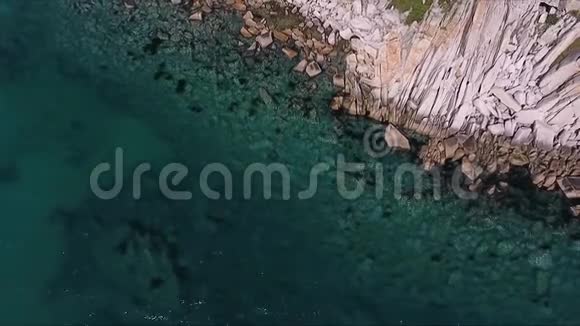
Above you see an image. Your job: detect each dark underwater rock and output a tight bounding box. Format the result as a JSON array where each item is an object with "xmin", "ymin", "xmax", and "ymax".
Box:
[{"xmin": 0, "ymin": 162, "xmax": 20, "ymax": 184}]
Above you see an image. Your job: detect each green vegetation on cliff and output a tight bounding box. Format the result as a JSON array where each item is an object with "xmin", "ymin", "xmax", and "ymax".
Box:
[{"xmin": 391, "ymin": 0, "xmax": 434, "ymax": 24}]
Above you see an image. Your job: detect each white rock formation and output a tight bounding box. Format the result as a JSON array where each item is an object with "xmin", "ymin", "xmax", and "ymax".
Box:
[{"xmin": 275, "ymin": 0, "xmax": 580, "ymax": 151}]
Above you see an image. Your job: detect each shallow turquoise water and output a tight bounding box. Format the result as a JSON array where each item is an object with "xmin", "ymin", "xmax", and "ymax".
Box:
[{"xmin": 1, "ymin": 0, "xmax": 580, "ymax": 324}]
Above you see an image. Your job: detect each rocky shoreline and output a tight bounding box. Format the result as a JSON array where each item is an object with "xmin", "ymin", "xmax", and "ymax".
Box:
[{"xmin": 156, "ymin": 0, "xmax": 580, "ymax": 214}]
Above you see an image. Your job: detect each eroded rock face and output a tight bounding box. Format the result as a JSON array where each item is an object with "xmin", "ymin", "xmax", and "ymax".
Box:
[
  {"xmin": 269, "ymin": 0, "xmax": 579, "ymax": 192},
  {"xmin": 275, "ymin": 0, "xmax": 578, "ymax": 151}
]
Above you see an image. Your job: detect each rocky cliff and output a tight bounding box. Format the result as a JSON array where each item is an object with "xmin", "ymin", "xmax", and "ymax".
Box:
[{"xmin": 260, "ymin": 0, "xmax": 579, "ymax": 193}]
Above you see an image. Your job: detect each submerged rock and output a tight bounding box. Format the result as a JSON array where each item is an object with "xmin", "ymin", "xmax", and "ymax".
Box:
[{"xmin": 0, "ymin": 163, "xmax": 19, "ymax": 184}]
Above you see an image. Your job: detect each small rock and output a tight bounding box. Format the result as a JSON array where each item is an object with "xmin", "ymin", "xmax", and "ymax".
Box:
[
  {"xmin": 510, "ymin": 151, "xmax": 530, "ymax": 166},
  {"xmin": 233, "ymin": 2, "xmax": 246, "ymax": 11},
  {"xmin": 496, "ymin": 240, "xmax": 514, "ymax": 256},
  {"xmin": 247, "ymin": 26, "xmax": 260, "ymax": 36},
  {"xmin": 461, "ymin": 158, "xmax": 483, "ymax": 181},
  {"xmin": 293, "ymin": 59, "xmax": 308, "ymax": 73},
  {"xmin": 244, "ymin": 16, "xmax": 258, "ymax": 28},
  {"xmin": 242, "ymin": 11, "xmax": 253, "ymax": 20},
  {"xmin": 259, "ymin": 88, "xmax": 273, "ymax": 107},
  {"xmin": 384, "ymin": 124, "xmax": 410, "ymax": 150},
  {"xmin": 330, "ymin": 96, "xmax": 343, "ymax": 111},
  {"xmin": 256, "ymin": 32, "xmax": 273, "ymax": 48},
  {"xmin": 327, "ymin": 31, "xmax": 336, "ymax": 45},
  {"xmin": 529, "ymin": 250, "xmax": 554, "ymax": 270},
  {"xmin": 189, "ymin": 11, "xmax": 203, "ymax": 21},
  {"xmin": 338, "ymin": 28, "xmax": 353, "ymax": 41},
  {"xmin": 282, "ymin": 47, "xmax": 298, "ymax": 59},
  {"xmin": 351, "ymin": 17, "xmax": 373, "ymax": 30},
  {"xmin": 171, "ymin": 0, "xmax": 181, "ymax": 4},
  {"xmin": 305, "ymin": 61, "xmax": 322, "ymax": 78},
  {"xmin": 462, "ymin": 136, "xmax": 477, "ymax": 154},
  {"xmin": 468, "ymin": 179, "xmax": 482, "ymax": 192},
  {"xmin": 333, "ymin": 73, "xmax": 345, "ymax": 88},
  {"xmin": 240, "ymin": 27, "xmax": 253, "ymax": 38},
  {"xmin": 201, "ymin": 4, "xmax": 212, "ymax": 13},
  {"xmin": 533, "ymin": 171, "xmax": 546, "ymax": 185},
  {"xmin": 448, "ymin": 270, "xmax": 463, "ymax": 285},
  {"xmin": 123, "ymin": 0, "xmax": 136, "ymax": 9},
  {"xmin": 451, "ymin": 148, "xmax": 465, "ymax": 161},
  {"xmin": 543, "ymin": 174, "xmax": 557, "ymax": 188},
  {"xmin": 273, "ymin": 30, "xmax": 289, "ymax": 43},
  {"xmin": 443, "ymin": 137, "xmax": 459, "ymax": 159}
]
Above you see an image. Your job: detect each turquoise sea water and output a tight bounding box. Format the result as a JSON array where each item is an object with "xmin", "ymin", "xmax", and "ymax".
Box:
[{"xmin": 1, "ymin": 0, "xmax": 580, "ymax": 324}]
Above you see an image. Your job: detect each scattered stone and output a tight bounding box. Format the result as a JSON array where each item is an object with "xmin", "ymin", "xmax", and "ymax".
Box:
[
  {"xmin": 123, "ymin": 0, "xmax": 136, "ymax": 9},
  {"xmin": 293, "ymin": 59, "xmax": 308, "ymax": 73},
  {"xmin": 571, "ymin": 205, "xmax": 580, "ymax": 217},
  {"xmin": 443, "ymin": 137, "xmax": 459, "ymax": 159},
  {"xmin": 240, "ymin": 27, "xmax": 253, "ymax": 38},
  {"xmin": 232, "ymin": 1, "xmax": 246, "ymax": 11},
  {"xmin": 256, "ymin": 32, "xmax": 273, "ymax": 48},
  {"xmin": 510, "ymin": 151, "xmax": 530, "ymax": 166},
  {"xmin": 496, "ymin": 240, "xmax": 515, "ymax": 256},
  {"xmin": 558, "ymin": 177, "xmax": 580, "ymax": 199},
  {"xmin": 189, "ymin": 12, "xmax": 203, "ymax": 21},
  {"xmin": 384, "ymin": 124, "xmax": 410, "ymax": 150},
  {"xmin": 282, "ymin": 47, "xmax": 298, "ymax": 59},
  {"xmin": 543, "ymin": 173, "xmax": 557, "ymax": 188},
  {"xmin": 468, "ymin": 179, "xmax": 483, "ymax": 192},
  {"xmin": 259, "ymin": 88, "xmax": 274, "ymax": 106},
  {"xmin": 242, "ymin": 11, "xmax": 253, "ymax": 20},
  {"xmin": 330, "ymin": 96, "xmax": 343, "ymax": 111},
  {"xmin": 305, "ymin": 61, "xmax": 322, "ymax": 77},
  {"xmin": 273, "ymin": 30, "xmax": 289, "ymax": 43},
  {"xmin": 201, "ymin": 4, "xmax": 212, "ymax": 13},
  {"xmin": 333, "ymin": 73, "xmax": 345, "ymax": 88},
  {"xmin": 461, "ymin": 158, "xmax": 483, "ymax": 181},
  {"xmin": 462, "ymin": 136, "xmax": 477, "ymax": 154},
  {"xmin": 529, "ymin": 250, "xmax": 554, "ymax": 270},
  {"xmin": 247, "ymin": 26, "xmax": 260, "ymax": 36},
  {"xmin": 451, "ymin": 148, "xmax": 465, "ymax": 162},
  {"xmin": 533, "ymin": 171, "xmax": 547, "ymax": 185}
]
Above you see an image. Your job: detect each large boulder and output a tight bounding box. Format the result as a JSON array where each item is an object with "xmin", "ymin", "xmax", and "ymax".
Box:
[{"xmin": 384, "ymin": 124, "xmax": 410, "ymax": 150}]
